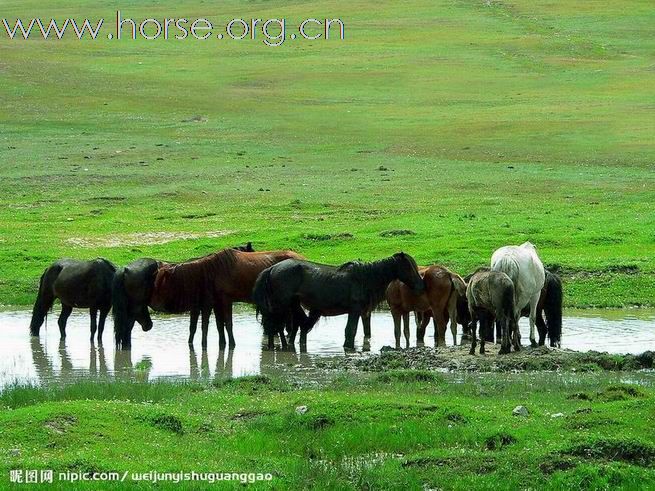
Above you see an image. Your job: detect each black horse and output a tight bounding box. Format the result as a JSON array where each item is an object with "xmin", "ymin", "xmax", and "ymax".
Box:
[
  {"xmin": 252, "ymin": 252, "xmax": 425, "ymax": 350},
  {"xmin": 468, "ymin": 268, "xmax": 563, "ymax": 348},
  {"xmin": 534, "ymin": 270, "xmax": 563, "ymax": 347},
  {"xmin": 29, "ymin": 258, "xmax": 117, "ymax": 343},
  {"xmin": 112, "ymin": 242, "xmax": 254, "ymax": 350}
]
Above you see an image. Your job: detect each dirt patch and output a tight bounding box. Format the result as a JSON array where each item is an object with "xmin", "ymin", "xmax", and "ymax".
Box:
[
  {"xmin": 66, "ymin": 230, "xmax": 235, "ymax": 248},
  {"xmin": 485, "ymin": 432, "xmax": 516, "ymax": 451},
  {"xmin": 379, "ymin": 229, "xmax": 416, "ymax": 237},
  {"xmin": 539, "ymin": 456, "xmax": 578, "ymax": 475},
  {"xmin": 149, "ymin": 414, "xmax": 184, "ymax": 434},
  {"xmin": 302, "ymin": 233, "xmax": 354, "ymax": 242},
  {"xmin": 563, "ymin": 438, "xmax": 655, "ymax": 467},
  {"xmin": 597, "ymin": 384, "xmax": 646, "ymax": 401},
  {"xmin": 301, "ymin": 414, "xmax": 335, "ymax": 431},
  {"xmin": 318, "ymin": 344, "xmax": 655, "ymax": 373},
  {"xmin": 44, "ymin": 415, "xmax": 78, "ymax": 434},
  {"xmin": 375, "ymin": 369, "xmax": 443, "ymax": 383}
]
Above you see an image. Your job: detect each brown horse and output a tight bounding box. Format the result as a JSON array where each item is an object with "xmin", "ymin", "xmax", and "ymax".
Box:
[
  {"xmin": 386, "ymin": 265, "xmax": 467, "ymax": 348},
  {"xmin": 150, "ymin": 249, "xmax": 303, "ymax": 348}
]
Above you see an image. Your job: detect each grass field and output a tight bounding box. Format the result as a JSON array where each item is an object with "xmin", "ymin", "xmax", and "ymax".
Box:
[
  {"xmin": 0, "ymin": 0, "xmax": 654, "ymax": 307},
  {"xmin": 2, "ymin": 373, "xmax": 655, "ymax": 489}
]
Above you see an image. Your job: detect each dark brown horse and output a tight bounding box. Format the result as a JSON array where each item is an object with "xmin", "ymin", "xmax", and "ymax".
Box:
[
  {"xmin": 466, "ymin": 269, "xmax": 518, "ymax": 355},
  {"xmin": 470, "ymin": 268, "xmax": 563, "ymax": 348},
  {"xmin": 386, "ymin": 265, "xmax": 467, "ymax": 348},
  {"xmin": 252, "ymin": 252, "xmax": 425, "ymax": 350},
  {"xmin": 112, "ymin": 243, "xmax": 254, "ymax": 350},
  {"xmin": 29, "ymin": 258, "xmax": 116, "ymax": 344},
  {"xmin": 150, "ymin": 248, "xmax": 304, "ymax": 349}
]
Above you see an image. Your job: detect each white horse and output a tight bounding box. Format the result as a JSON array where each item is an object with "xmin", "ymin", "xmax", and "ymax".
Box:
[{"xmin": 490, "ymin": 242, "xmax": 545, "ymax": 349}]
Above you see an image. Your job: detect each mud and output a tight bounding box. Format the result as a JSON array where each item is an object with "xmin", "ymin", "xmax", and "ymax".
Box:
[{"xmin": 318, "ymin": 343, "xmax": 655, "ymax": 373}]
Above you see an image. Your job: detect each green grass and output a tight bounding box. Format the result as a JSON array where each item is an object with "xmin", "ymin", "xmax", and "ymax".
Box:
[
  {"xmin": 0, "ymin": 0, "xmax": 654, "ymax": 307},
  {"xmin": 2, "ymin": 373, "xmax": 655, "ymax": 489}
]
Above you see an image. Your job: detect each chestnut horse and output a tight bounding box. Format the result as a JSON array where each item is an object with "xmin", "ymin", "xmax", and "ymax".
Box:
[
  {"xmin": 386, "ymin": 265, "xmax": 467, "ymax": 348},
  {"xmin": 112, "ymin": 243, "xmax": 254, "ymax": 350},
  {"xmin": 150, "ymin": 248, "xmax": 303, "ymax": 349}
]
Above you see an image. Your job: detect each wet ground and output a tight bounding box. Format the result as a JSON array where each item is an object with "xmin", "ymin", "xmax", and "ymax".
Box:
[{"xmin": 0, "ymin": 308, "xmax": 653, "ymax": 389}]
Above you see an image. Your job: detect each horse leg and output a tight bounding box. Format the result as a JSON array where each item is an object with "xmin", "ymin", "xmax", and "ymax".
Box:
[
  {"xmin": 97, "ymin": 308, "xmax": 109, "ymax": 345},
  {"xmin": 286, "ymin": 311, "xmax": 297, "ymax": 346},
  {"xmin": 469, "ymin": 312, "xmax": 477, "ymax": 355},
  {"xmin": 447, "ymin": 294, "xmax": 458, "ymax": 346},
  {"xmin": 528, "ymin": 293, "xmax": 540, "ymax": 348},
  {"xmin": 479, "ymin": 318, "xmax": 489, "ymax": 355},
  {"xmin": 214, "ymin": 305, "xmax": 226, "ymax": 349},
  {"xmin": 418, "ymin": 313, "xmax": 430, "ymax": 346},
  {"xmin": 58, "ymin": 305, "xmax": 73, "ymax": 338},
  {"xmin": 499, "ymin": 317, "xmax": 511, "ymax": 354},
  {"xmin": 362, "ymin": 312, "xmax": 372, "ymax": 339},
  {"xmin": 512, "ymin": 313, "xmax": 522, "ymax": 352},
  {"xmin": 89, "ymin": 308, "xmax": 98, "ymax": 343},
  {"xmin": 278, "ymin": 322, "xmax": 288, "ymax": 350},
  {"xmin": 495, "ymin": 319, "xmax": 501, "ymax": 344},
  {"xmin": 536, "ymin": 307, "xmax": 547, "ymax": 346},
  {"xmin": 433, "ymin": 310, "xmax": 448, "ymax": 347},
  {"xmin": 223, "ymin": 302, "xmax": 236, "ymax": 348},
  {"xmin": 188, "ymin": 309, "xmax": 199, "ymax": 347},
  {"xmin": 343, "ymin": 312, "xmax": 360, "ymax": 350},
  {"xmin": 392, "ymin": 311, "xmax": 402, "ymax": 348},
  {"xmin": 201, "ymin": 308, "xmax": 211, "ymax": 350},
  {"xmin": 402, "ymin": 312, "xmax": 410, "ymax": 349}
]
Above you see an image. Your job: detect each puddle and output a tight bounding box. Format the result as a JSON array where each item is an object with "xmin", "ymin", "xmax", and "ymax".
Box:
[{"xmin": 0, "ymin": 309, "xmax": 653, "ymax": 389}]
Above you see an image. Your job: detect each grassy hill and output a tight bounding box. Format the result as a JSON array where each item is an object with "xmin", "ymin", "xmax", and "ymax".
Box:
[{"xmin": 0, "ymin": 0, "xmax": 653, "ymax": 306}]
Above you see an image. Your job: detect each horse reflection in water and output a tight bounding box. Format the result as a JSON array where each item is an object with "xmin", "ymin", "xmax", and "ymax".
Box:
[
  {"xmin": 28, "ymin": 330, "xmax": 325, "ymax": 385},
  {"xmin": 30, "ymin": 337, "xmax": 110, "ymax": 384},
  {"xmin": 189, "ymin": 348, "xmax": 235, "ymax": 380}
]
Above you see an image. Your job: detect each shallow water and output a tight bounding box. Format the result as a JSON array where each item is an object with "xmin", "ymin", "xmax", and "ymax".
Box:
[{"xmin": 0, "ymin": 309, "xmax": 653, "ymax": 389}]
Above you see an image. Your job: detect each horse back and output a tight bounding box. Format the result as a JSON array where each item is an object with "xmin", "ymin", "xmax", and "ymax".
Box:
[
  {"xmin": 217, "ymin": 250, "xmax": 304, "ymax": 302},
  {"xmin": 51, "ymin": 258, "xmax": 115, "ymax": 308}
]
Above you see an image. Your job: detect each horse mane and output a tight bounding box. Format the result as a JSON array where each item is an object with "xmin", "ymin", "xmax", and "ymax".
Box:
[{"xmin": 340, "ymin": 256, "xmax": 398, "ymax": 311}]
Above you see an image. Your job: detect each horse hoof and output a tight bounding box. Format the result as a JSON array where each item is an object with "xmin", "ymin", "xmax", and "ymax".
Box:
[{"xmin": 530, "ymin": 340, "xmax": 538, "ymax": 348}]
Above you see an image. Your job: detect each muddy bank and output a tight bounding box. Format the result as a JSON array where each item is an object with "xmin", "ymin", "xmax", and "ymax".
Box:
[{"xmin": 318, "ymin": 344, "xmax": 655, "ymax": 373}]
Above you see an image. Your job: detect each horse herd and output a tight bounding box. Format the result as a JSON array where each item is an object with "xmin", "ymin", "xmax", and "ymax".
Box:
[{"xmin": 28, "ymin": 241, "xmax": 563, "ymax": 354}]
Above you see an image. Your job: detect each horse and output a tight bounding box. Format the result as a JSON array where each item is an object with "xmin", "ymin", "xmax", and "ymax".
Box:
[
  {"xmin": 252, "ymin": 252, "xmax": 425, "ymax": 350},
  {"xmin": 112, "ymin": 242, "xmax": 254, "ymax": 350},
  {"xmin": 150, "ymin": 248, "xmax": 303, "ymax": 350},
  {"xmin": 535, "ymin": 270, "xmax": 563, "ymax": 347},
  {"xmin": 28, "ymin": 258, "xmax": 116, "ymax": 344},
  {"xmin": 491, "ymin": 242, "xmax": 545, "ymax": 348},
  {"xmin": 386, "ymin": 265, "xmax": 467, "ymax": 348},
  {"xmin": 482, "ymin": 269, "xmax": 563, "ymax": 348},
  {"xmin": 466, "ymin": 269, "xmax": 518, "ymax": 355}
]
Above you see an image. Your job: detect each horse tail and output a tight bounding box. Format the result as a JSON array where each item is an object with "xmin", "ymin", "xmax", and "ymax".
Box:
[
  {"xmin": 449, "ymin": 273, "xmax": 467, "ymax": 299},
  {"xmin": 544, "ymin": 272, "xmax": 563, "ymax": 346},
  {"xmin": 252, "ymin": 267, "xmax": 284, "ymax": 336},
  {"xmin": 112, "ymin": 268, "xmax": 131, "ymax": 349},
  {"xmin": 492, "ymin": 256, "xmax": 520, "ymax": 286},
  {"xmin": 502, "ymin": 280, "xmax": 515, "ymax": 324},
  {"xmin": 29, "ymin": 265, "xmax": 58, "ymax": 336}
]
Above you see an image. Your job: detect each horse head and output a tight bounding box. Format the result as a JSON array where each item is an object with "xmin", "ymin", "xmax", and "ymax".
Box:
[{"xmin": 393, "ymin": 252, "xmax": 425, "ymax": 293}]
